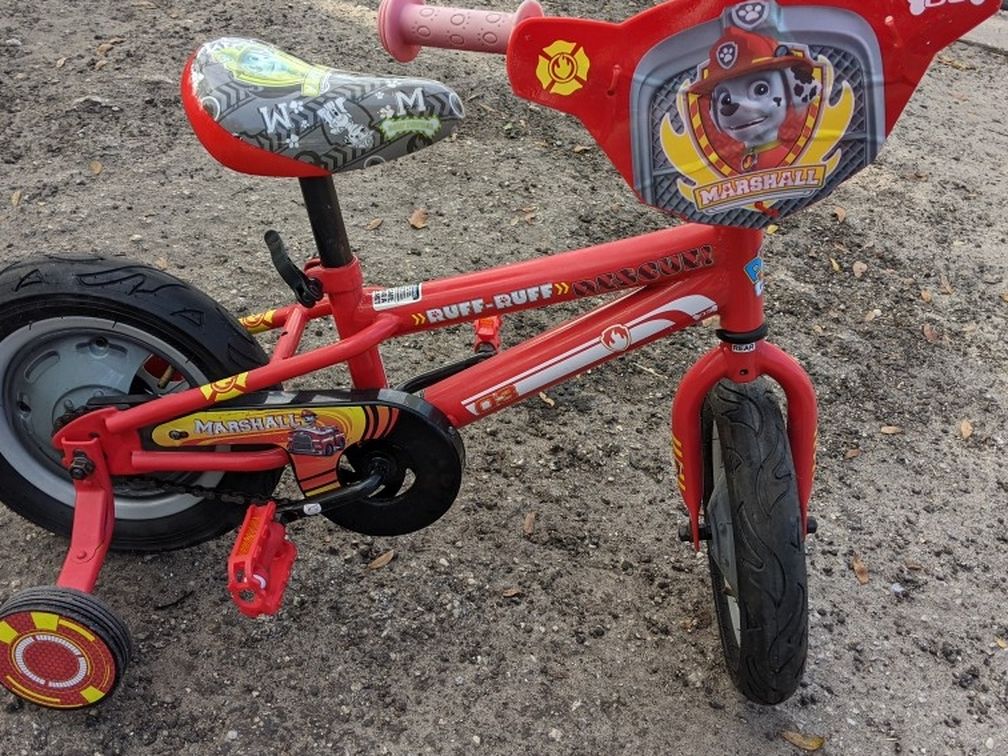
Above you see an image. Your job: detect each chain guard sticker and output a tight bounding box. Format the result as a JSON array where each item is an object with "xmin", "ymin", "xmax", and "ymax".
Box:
[{"xmin": 151, "ymin": 402, "xmax": 398, "ymax": 496}]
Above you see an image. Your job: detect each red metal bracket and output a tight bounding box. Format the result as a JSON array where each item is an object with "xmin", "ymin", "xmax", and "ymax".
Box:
[
  {"xmin": 474, "ymin": 315, "xmax": 502, "ymax": 353},
  {"xmin": 56, "ymin": 438, "xmax": 116, "ymax": 593},
  {"xmin": 227, "ymin": 501, "xmax": 297, "ymax": 618}
]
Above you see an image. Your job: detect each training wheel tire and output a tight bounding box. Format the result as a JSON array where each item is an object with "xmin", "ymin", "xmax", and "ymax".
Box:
[{"xmin": 0, "ymin": 587, "xmax": 132, "ymax": 709}]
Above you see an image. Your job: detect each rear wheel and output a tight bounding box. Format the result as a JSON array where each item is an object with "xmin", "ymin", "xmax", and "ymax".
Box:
[
  {"xmin": 0, "ymin": 257, "xmax": 283, "ymax": 551},
  {"xmin": 0, "ymin": 586, "xmax": 132, "ymax": 709},
  {"xmin": 702, "ymin": 379, "xmax": 808, "ymax": 704}
]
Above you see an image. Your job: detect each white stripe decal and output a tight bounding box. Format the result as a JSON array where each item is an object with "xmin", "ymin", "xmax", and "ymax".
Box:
[{"xmin": 463, "ymin": 295, "xmax": 717, "ymax": 414}]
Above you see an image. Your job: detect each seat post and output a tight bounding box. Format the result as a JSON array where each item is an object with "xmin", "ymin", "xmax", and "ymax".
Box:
[{"xmin": 299, "ymin": 176, "xmax": 354, "ymax": 268}]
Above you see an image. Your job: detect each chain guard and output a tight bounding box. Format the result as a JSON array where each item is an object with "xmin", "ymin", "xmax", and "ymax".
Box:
[{"xmin": 147, "ymin": 389, "xmax": 465, "ymax": 536}]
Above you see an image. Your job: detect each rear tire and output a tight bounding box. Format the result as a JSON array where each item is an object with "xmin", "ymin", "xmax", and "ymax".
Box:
[
  {"xmin": 0, "ymin": 256, "xmax": 283, "ymax": 551},
  {"xmin": 702, "ymin": 379, "xmax": 808, "ymax": 705}
]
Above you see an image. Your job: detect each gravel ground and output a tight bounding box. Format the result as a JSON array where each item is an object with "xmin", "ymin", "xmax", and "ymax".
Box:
[{"xmin": 1, "ymin": 1, "xmax": 1006, "ymax": 754}]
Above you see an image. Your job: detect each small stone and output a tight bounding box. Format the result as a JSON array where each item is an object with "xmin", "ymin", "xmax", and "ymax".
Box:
[
  {"xmin": 472, "ymin": 736, "xmax": 481, "ymax": 745},
  {"xmin": 129, "ymin": 234, "xmax": 143, "ymax": 243},
  {"xmin": 890, "ymin": 582, "xmax": 905, "ymax": 597},
  {"xmin": 985, "ymin": 738, "xmax": 994, "ymax": 750},
  {"xmin": 225, "ymin": 730, "xmax": 238, "ymax": 741},
  {"xmin": 548, "ymin": 728, "xmax": 562, "ymax": 742},
  {"xmin": 438, "ymin": 558, "xmax": 449, "ymax": 567},
  {"xmin": 5, "ymin": 38, "xmax": 22, "ymax": 46}
]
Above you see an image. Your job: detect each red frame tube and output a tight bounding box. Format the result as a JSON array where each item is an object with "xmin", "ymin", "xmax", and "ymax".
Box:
[{"xmin": 55, "ymin": 220, "xmax": 817, "ymax": 588}]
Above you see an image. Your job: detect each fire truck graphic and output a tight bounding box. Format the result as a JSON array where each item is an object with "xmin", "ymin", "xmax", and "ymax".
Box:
[{"xmin": 286, "ymin": 409, "xmax": 346, "ymax": 457}]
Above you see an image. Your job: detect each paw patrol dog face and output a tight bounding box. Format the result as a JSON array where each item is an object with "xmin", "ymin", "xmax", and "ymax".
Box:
[{"xmin": 711, "ymin": 70, "xmax": 789, "ymax": 149}]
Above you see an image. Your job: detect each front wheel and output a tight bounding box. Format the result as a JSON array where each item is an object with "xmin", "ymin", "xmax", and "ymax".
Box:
[
  {"xmin": 702, "ymin": 379, "xmax": 808, "ymax": 705},
  {"xmin": 0, "ymin": 256, "xmax": 283, "ymax": 551}
]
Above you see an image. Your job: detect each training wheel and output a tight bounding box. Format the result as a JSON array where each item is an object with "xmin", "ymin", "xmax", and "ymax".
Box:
[{"xmin": 0, "ymin": 587, "xmax": 132, "ymax": 709}]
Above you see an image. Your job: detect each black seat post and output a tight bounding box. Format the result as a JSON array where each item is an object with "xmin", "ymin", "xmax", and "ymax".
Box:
[{"xmin": 298, "ymin": 176, "xmax": 354, "ymax": 268}]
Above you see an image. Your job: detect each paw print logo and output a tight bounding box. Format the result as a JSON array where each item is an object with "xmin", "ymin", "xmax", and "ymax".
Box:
[
  {"xmin": 716, "ymin": 42, "xmax": 738, "ymax": 70},
  {"xmin": 731, "ymin": 2, "xmax": 769, "ymax": 30},
  {"xmin": 378, "ymin": 105, "xmax": 395, "ymax": 120}
]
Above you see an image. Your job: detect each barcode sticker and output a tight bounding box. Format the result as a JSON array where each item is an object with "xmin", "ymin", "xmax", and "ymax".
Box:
[{"xmin": 371, "ymin": 284, "xmax": 422, "ymax": 311}]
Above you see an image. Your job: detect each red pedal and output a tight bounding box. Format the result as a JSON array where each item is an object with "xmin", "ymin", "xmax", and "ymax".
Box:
[{"xmin": 227, "ymin": 501, "xmax": 297, "ymax": 618}]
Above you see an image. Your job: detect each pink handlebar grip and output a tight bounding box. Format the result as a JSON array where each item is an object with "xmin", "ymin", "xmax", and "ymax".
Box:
[{"xmin": 379, "ymin": 0, "xmax": 544, "ymax": 62}]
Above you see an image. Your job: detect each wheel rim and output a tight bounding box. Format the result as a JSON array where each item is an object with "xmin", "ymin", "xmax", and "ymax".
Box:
[
  {"xmin": 0, "ymin": 609, "xmax": 117, "ymax": 708},
  {"xmin": 709, "ymin": 423, "xmax": 742, "ymax": 646},
  {"xmin": 0, "ymin": 316, "xmax": 221, "ymax": 519}
]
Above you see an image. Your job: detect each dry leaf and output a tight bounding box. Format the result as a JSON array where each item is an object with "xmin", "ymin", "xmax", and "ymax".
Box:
[
  {"xmin": 829, "ymin": 257, "xmax": 841, "ymax": 273},
  {"xmin": 522, "ymin": 511, "xmax": 536, "ymax": 537},
  {"xmin": 833, "ymin": 206, "xmax": 847, "ymax": 223},
  {"xmin": 367, "ymin": 549, "xmax": 395, "ymax": 570},
  {"xmin": 844, "ymin": 448, "xmax": 862, "ymax": 460},
  {"xmin": 94, "ymin": 58, "xmax": 107, "ymax": 71},
  {"xmin": 959, "ymin": 419, "xmax": 974, "ymax": 440},
  {"xmin": 936, "ymin": 54, "xmax": 973, "ymax": 71},
  {"xmin": 880, "ymin": 425, "xmax": 903, "ymax": 435},
  {"xmin": 153, "ymin": 256, "xmax": 169, "ymax": 270},
  {"xmin": 1000, "ymin": 292, "xmax": 1008, "ymax": 304},
  {"xmin": 864, "ymin": 309, "xmax": 880, "ymax": 322},
  {"xmin": 852, "ymin": 261, "xmax": 868, "ymax": 278},
  {"xmin": 538, "ymin": 391, "xmax": 555, "ymax": 408},
  {"xmin": 939, "ymin": 273, "xmax": 953, "ymax": 295},
  {"xmin": 766, "ymin": 224, "xmax": 779, "ymax": 235},
  {"xmin": 904, "ymin": 560, "xmax": 924, "ymax": 571},
  {"xmin": 501, "ymin": 587, "xmax": 523, "ymax": 598},
  {"xmin": 922, "ymin": 323, "xmax": 941, "ymax": 344},
  {"xmin": 996, "ymin": 637, "xmax": 1008, "ymax": 650},
  {"xmin": 365, "ymin": 217, "xmax": 383, "ymax": 231},
  {"xmin": 408, "ymin": 208, "xmax": 428, "ymax": 229},
  {"xmin": 851, "ymin": 554, "xmax": 869, "ymax": 585},
  {"xmin": 572, "ymin": 145, "xmax": 592, "ymax": 153},
  {"xmin": 782, "ymin": 730, "xmax": 826, "ymax": 751},
  {"xmin": 89, "ymin": 160, "xmax": 104, "ymax": 176},
  {"xmin": 10, "ymin": 190, "xmax": 22, "ymax": 208},
  {"xmin": 921, "ymin": 289, "xmax": 934, "ymax": 304},
  {"xmin": 95, "ymin": 37, "xmax": 125, "ymax": 57},
  {"xmin": 55, "ymin": 56, "xmax": 66, "ymax": 69}
]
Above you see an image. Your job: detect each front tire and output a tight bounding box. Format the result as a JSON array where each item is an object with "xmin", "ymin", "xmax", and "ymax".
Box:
[
  {"xmin": 702, "ymin": 379, "xmax": 808, "ymax": 705},
  {"xmin": 0, "ymin": 256, "xmax": 283, "ymax": 551}
]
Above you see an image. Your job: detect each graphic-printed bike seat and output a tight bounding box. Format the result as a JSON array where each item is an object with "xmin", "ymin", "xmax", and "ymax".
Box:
[{"xmin": 183, "ymin": 37, "xmax": 464, "ymax": 177}]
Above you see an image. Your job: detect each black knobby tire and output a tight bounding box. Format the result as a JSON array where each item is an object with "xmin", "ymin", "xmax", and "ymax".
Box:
[
  {"xmin": 701, "ymin": 379, "xmax": 808, "ymax": 705},
  {"xmin": 0, "ymin": 256, "xmax": 282, "ymax": 551},
  {"xmin": 0, "ymin": 586, "xmax": 132, "ymax": 708}
]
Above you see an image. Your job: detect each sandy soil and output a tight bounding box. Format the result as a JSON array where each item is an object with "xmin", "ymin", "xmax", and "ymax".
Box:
[{"xmin": 1, "ymin": 1, "xmax": 1006, "ymax": 754}]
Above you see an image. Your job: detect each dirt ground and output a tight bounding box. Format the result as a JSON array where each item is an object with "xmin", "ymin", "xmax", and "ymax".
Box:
[{"xmin": 1, "ymin": 1, "xmax": 1007, "ymax": 754}]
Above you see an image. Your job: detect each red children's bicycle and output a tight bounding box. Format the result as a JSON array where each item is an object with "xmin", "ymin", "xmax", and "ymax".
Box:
[{"xmin": 0, "ymin": 0, "xmax": 997, "ymax": 710}]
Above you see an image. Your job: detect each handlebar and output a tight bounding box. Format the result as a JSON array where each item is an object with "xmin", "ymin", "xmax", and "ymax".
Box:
[{"xmin": 378, "ymin": 0, "xmax": 544, "ymax": 62}]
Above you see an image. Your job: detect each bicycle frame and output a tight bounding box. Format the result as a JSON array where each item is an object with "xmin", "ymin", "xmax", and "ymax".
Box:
[{"xmin": 53, "ymin": 196, "xmax": 817, "ymax": 594}]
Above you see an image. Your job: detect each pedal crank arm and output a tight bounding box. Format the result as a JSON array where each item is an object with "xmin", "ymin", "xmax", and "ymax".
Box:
[{"xmin": 276, "ymin": 463, "xmax": 388, "ymax": 523}]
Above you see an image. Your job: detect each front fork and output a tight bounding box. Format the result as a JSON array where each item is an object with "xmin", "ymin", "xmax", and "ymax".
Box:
[{"xmin": 670, "ymin": 337, "xmax": 818, "ymax": 549}]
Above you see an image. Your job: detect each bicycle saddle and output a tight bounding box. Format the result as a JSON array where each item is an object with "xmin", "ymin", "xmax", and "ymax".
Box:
[{"xmin": 182, "ymin": 37, "xmax": 464, "ymax": 177}]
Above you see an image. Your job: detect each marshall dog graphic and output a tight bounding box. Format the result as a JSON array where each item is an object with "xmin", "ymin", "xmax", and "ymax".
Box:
[
  {"xmin": 660, "ymin": 1, "xmax": 855, "ymax": 216},
  {"xmin": 691, "ymin": 27, "xmax": 819, "ymax": 173}
]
